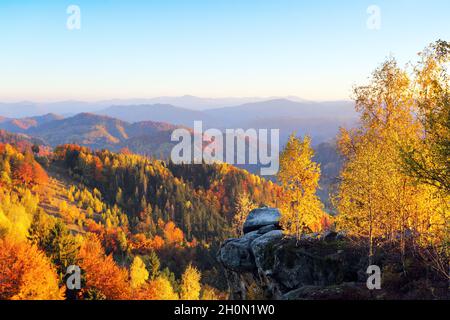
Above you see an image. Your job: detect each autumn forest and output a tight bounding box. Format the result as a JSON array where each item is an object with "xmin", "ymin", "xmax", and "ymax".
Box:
[{"xmin": 0, "ymin": 41, "xmax": 449, "ymax": 300}]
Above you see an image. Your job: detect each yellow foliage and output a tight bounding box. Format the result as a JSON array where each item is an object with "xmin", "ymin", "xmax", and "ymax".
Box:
[
  {"xmin": 0, "ymin": 190, "xmax": 38, "ymax": 241},
  {"xmin": 232, "ymin": 193, "xmax": 257, "ymax": 236},
  {"xmin": 59, "ymin": 200, "xmax": 68, "ymax": 214},
  {"xmin": 180, "ymin": 264, "xmax": 201, "ymax": 300},
  {"xmin": 0, "ymin": 237, "xmax": 64, "ymax": 300},
  {"xmin": 336, "ymin": 57, "xmax": 449, "ymax": 260},
  {"xmin": 201, "ymin": 285, "xmax": 220, "ymax": 300},
  {"xmin": 277, "ymin": 134, "xmax": 325, "ymax": 238},
  {"xmin": 130, "ymin": 256, "xmax": 149, "ymax": 289},
  {"xmin": 144, "ymin": 276, "xmax": 178, "ymax": 300}
]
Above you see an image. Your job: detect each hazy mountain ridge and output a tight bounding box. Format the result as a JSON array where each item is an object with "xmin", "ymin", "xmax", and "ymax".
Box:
[
  {"xmin": 0, "ymin": 113, "xmax": 184, "ymax": 157},
  {"xmin": 27, "ymin": 113, "xmax": 130, "ymax": 147},
  {"xmin": 0, "ymin": 113, "xmax": 63, "ymax": 133},
  {"xmin": 0, "ymin": 96, "xmax": 353, "ymax": 113},
  {"xmin": 0, "ymin": 96, "xmax": 317, "ymax": 116},
  {"xmin": 204, "ymin": 99, "xmax": 356, "ymax": 121},
  {"xmin": 0, "ymin": 101, "xmax": 107, "ymax": 118},
  {"xmin": 96, "ymin": 98, "xmax": 357, "ymax": 144},
  {"xmin": 97, "ymin": 104, "xmax": 211, "ymax": 127}
]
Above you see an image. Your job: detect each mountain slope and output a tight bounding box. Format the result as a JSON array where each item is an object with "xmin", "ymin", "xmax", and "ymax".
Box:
[
  {"xmin": 204, "ymin": 99, "xmax": 357, "ymax": 125},
  {"xmin": 0, "ymin": 129, "xmax": 50, "ymax": 154},
  {"xmin": 0, "ymin": 113, "xmax": 63, "ymax": 133},
  {"xmin": 241, "ymin": 116, "xmax": 357, "ymax": 145},
  {"xmin": 97, "ymin": 104, "xmax": 211, "ymax": 126},
  {"xmin": 28, "ymin": 113, "xmax": 130, "ymax": 147},
  {"xmin": 0, "ymin": 113, "xmax": 183, "ymax": 158},
  {"xmin": 96, "ymin": 99, "xmax": 357, "ymax": 144}
]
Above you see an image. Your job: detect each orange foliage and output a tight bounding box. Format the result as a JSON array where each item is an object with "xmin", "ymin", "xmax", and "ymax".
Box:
[
  {"xmin": 77, "ymin": 234, "xmax": 130, "ymax": 299},
  {"xmin": 136, "ymin": 276, "xmax": 178, "ymax": 300},
  {"xmin": 119, "ymin": 147, "xmax": 132, "ymax": 155},
  {"xmin": 151, "ymin": 235, "xmax": 165, "ymax": 250},
  {"xmin": 92, "ymin": 156, "xmax": 104, "ymax": 181},
  {"xmin": 33, "ymin": 161, "xmax": 49, "ymax": 185},
  {"xmin": 320, "ymin": 215, "xmax": 334, "ymax": 232},
  {"xmin": 0, "ymin": 238, "xmax": 64, "ymax": 300},
  {"xmin": 130, "ymin": 233, "xmax": 149, "ymax": 252},
  {"xmin": 163, "ymin": 221, "xmax": 184, "ymax": 245},
  {"xmin": 131, "ymin": 233, "xmax": 165, "ymax": 253},
  {"xmin": 187, "ymin": 238, "xmax": 198, "ymax": 248},
  {"xmin": 85, "ymin": 219, "xmax": 103, "ymax": 234},
  {"xmin": 13, "ymin": 159, "xmax": 48, "ymax": 186},
  {"xmin": 14, "ymin": 161, "xmax": 34, "ymax": 185},
  {"xmin": 131, "ymin": 220, "xmax": 184, "ymax": 251}
]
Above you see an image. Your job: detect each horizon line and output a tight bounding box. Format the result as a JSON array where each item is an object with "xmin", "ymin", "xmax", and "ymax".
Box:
[{"xmin": 0, "ymin": 95, "xmax": 353, "ymax": 104}]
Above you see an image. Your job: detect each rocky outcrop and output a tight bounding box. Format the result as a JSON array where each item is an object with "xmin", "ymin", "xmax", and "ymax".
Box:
[
  {"xmin": 242, "ymin": 207, "xmax": 281, "ymax": 234},
  {"xmin": 218, "ymin": 213, "xmax": 365, "ymax": 299},
  {"xmin": 217, "ymin": 207, "xmax": 448, "ymax": 300}
]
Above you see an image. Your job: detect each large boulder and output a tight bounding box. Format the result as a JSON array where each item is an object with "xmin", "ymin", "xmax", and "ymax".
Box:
[
  {"xmin": 217, "ymin": 231, "xmax": 260, "ymax": 272},
  {"xmin": 270, "ymin": 241, "xmax": 353, "ymax": 290},
  {"xmin": 243, "ymin": 207, "xmax": 281, "ymax": 234},
  {"xmin": 218, "ymin": 227, "xmax": 366, "ymax": 300},
  {"xmin": 250, "ymin": 230, "xmax": 283, "ymax": 273}
]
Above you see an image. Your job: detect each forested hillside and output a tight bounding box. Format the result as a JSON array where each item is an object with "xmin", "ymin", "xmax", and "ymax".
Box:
[
  {"xmin": 0, "ymin": 138, "xmax": 279, "ymax": 299},
  {"xmin": 0, "ymin": 113, "xmax": 184, "ymax": 158}
]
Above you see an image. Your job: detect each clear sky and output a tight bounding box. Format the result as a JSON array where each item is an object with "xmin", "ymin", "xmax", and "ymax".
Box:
[{"xmin": 1, "ymin": 0, "xmax": 450, "ymax": 102}]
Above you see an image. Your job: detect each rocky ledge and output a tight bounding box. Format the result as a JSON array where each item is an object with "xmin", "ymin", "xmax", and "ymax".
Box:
[{"xmin": 217, "ymin": 207, "xmax": 449, "ymax": 300}]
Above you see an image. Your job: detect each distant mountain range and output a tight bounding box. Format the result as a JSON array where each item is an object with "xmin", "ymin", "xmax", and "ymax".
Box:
[
  {"xmin": 97, "ymin": 104, "xmax": 212, "ymax": 127},
  {"xmin": 0, "ymin": 113, "xmax": 184, "ymax": 158},
  {"xmin": 100, "ymin": 95, "xmax": 304, "ymax": 110},
  {"xmin": 0, "ymin": 95, "xmax": 350, "ymax": 115},
  {"xmin": 97, "ymin": 99, "xmax": 357, "ymax": 144},
  {"xmin": 0, "ymin": 96, "xmax": 307, "ymax": 117},
  {"xmin": 0, "ymin": 101, "xmax": 106, "ymax": 118},
  {"xmin": 0, "ymin": 98, "xmax": 357, "ymax": 148},
  {"xmin": 0, "ymin": 113, "xmax": 63, "ymax": 132}
]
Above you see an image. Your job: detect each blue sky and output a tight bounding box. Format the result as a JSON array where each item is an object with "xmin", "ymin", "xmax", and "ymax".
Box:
[{"xmin": 1, "ymin": 0, "xmax": 449, "ymax": 101}]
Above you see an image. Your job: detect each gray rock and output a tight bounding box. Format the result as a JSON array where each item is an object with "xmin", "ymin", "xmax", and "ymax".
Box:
[
  {"xmin": 242, "ymin": 230, "xmax": 259, "ymax": 238},
  {"xmin": 250, "ymin": 230, "xmax": 283, "ymax": 272},
  {"xmin": 269, "ymin": 238, "xmax": 354, "ymax": 290},
  {"xmin": 257, "ymin": 224, "xmax": 280, "ymax": 234},
  {"xmin": 217, "ymin": 232, "xmax": 260, "ymax": 272},
  {"xmin": 243, "ymin": 207, "xmax": 281, "ymax": 234}
]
